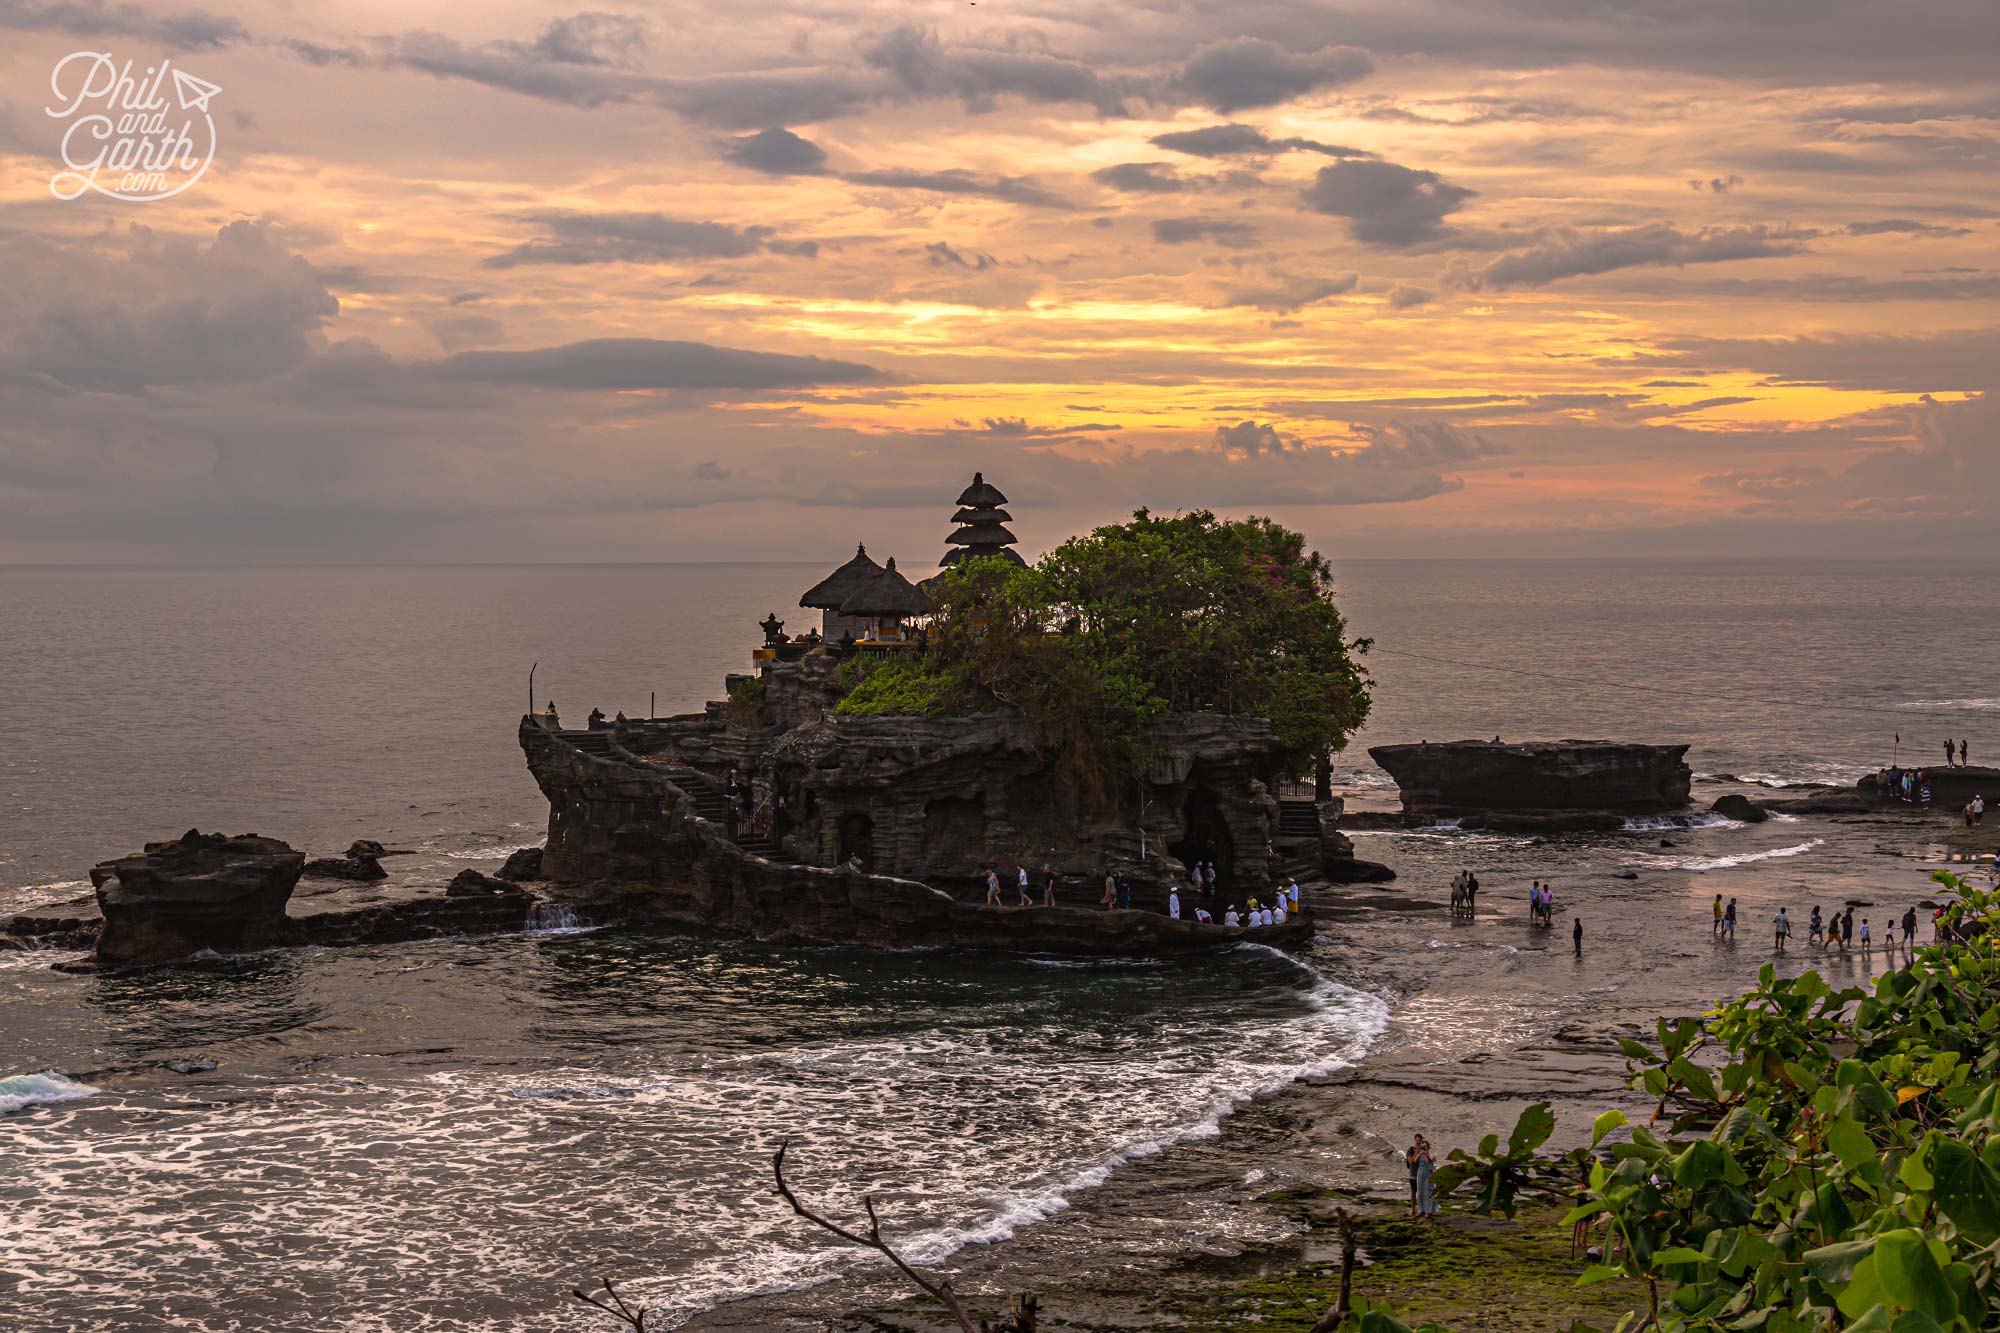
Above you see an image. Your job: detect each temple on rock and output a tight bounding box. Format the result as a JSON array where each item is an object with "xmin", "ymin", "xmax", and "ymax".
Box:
[{"xmin": 520, "ymin": 471, "xmax": 1365, "ymax": 954}]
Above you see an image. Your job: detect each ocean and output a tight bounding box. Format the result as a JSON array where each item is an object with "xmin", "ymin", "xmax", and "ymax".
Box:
[{"xmin": 3, "ymin": 559, "xmax": 1996, "ymax": 1330}]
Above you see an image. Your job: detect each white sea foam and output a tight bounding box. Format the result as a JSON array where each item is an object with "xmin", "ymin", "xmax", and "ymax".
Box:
[
  {"xmin": 0, "ymin": 878, "xmax": 90, "ymax": 914},
  {"xmin": 444, "ymin": 841, "xmax": 544, "ymax": 861},
  {"xmin": 0, "ymin": 1072, "xmax": 100, "ymax": 1114},
  {"xmin": 1621, "ymin": 813, "xmax": 1744, "ymax": 832},
  {"xmin": 1630, "ymin": 838, "xmax": 1825, "ymax": 872},
  {"xmin": 1898, "ymin": 698, "xmax": 2000, "ymax": 711}
]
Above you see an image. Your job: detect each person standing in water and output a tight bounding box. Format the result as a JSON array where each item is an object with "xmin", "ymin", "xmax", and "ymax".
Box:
[
  {"xmin": 1712, "ymin": 893, "xmax": 1724, "ymax": 939},
  {"xmin": 1774, "ymin": 908, "xmax": 1790, "ymax": 953},
  {"xmin": 1572, "ymin": 916, "xmax": 1583, "ymax": 957},
  {"xmin": 1903, "ymin": 905, "xmax": 1918, "ymax": 947}
]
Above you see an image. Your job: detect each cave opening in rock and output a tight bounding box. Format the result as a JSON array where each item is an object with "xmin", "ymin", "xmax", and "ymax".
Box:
[
  {"xmin": 838, "ymin": 811, "xmax": 876, "ymax": 872},
  {"xmin": 1167, "ymin": 786, "xmax": 1232, "ymax": 888}
]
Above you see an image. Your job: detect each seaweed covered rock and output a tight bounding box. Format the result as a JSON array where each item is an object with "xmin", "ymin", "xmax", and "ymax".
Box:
[
  {"xmin": 91, "ymin": 829, "xmax": 305, "ymax": 968},
  {"xmin": 303, "ymin": 850, "xmax": 386, "ymax": 880}
]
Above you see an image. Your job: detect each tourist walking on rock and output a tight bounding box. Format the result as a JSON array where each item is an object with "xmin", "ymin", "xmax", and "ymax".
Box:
[
  {"xmin": 1960, "ymin": 739, "xmax": 1969, "ymax": 767},
  {"xmin": 1573, "ymin": 916, "xmax": 1583, "ymax": 957},
  {"xmin": 1101, "ymin": 873, "xmax": 1117, "ymax": 910},
  {"xmin": 1115, "ymin": 876, "xmax": 1131, "ymax": 910},
  {"xmin": 1774, "ymin": 908, "xmax": 1790, "ymax": 953},
  {"xmin": 1168, "ymin": 887, "xmax": 1181, "ymax": 920},
  {"xmin": 1042, "ymin": 866, "xmax": 1057, "ymax": 907},
  {"xmin": 1405, "ymin": 1135, "xmax": 1427, "ymax": 1217},
  {"xmin": 1974, "ymin": 794, "xmax": 1986, "ymax": 826},
  {"xmin": 985, "ymin": 867, "xmax": 1001, "ymax": 907},
  {"xmin": 1414, "ymin": 1136, "xmax": 1439, "ymax": 1220},
  {"xmin": 1017, "ymin": 865, "xmax": 1032, "ymax": 907},
  {"xmin": 1946, "ymin": 738, "xmax": 1957, "ymax": 767}
]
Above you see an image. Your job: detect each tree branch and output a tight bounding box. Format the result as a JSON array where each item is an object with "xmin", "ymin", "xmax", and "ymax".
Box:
[{"xmin": 773, "ymin": 1140, "xmax": 980, "ymax": 1333}]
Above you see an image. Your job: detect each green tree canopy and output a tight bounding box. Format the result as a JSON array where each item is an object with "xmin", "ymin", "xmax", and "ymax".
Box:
[{"xmin": 837, "ymin": 509, "xmax": 1372, "ymax": 806}]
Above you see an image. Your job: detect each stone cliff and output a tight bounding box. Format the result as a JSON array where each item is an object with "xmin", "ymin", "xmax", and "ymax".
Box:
[
  {"xmin": 1367, "ymin": 739, "xmax": 1692, "ymax": 831},
  {"xmin": 519, "ymin": 716, "xmax": 1311, "ymax": 955}
]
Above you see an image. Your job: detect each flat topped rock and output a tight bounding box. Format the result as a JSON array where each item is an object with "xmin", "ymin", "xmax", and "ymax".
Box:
[
  {"xmin": 1368, "ymin": 739, "xmax": 1691, "ymax": 826},
  {"xmin": 90, "ymin": 829, "xmax": 305, "ymax": 968}
]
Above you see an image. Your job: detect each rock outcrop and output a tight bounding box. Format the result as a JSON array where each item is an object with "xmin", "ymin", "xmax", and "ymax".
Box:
[
  {"xmin": 446, "ymin": 869, "xmax": 518, "ymax": 897},
  {"xmin": 303, "ymin": 850, "xmax": 386, "ymax": 880},
  {"xmin": 520, "ymin": 718, "xmax": 1310, "ymax": 956},
  {"xmin": 1367, "ymin": 739, "xmax": 1692, "ymax": 831},
  {"xmin": 1711, "ymin": 793, "xmax": 1770, "ymax": 824},
  {"xmin": 90, "ymin": 829, "xmax": 305, "ymax": 968},
  {"xmin": 497, "ymin": 846, "xmax": 546, "ymax": 881}
]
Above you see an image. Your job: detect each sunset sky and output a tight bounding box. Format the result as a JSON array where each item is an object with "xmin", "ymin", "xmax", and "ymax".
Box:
[{"xmin": 1, "ymin": 1, "xmax": 1996, "ymax": 564}]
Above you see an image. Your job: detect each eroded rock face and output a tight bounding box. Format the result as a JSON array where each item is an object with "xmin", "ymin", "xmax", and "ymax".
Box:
[
  {"xmin": 519, "ymin": 718, "xmax": 1306, "ymax": 955},
  {"xmin": 446, "ymin": 869, "xmax": 517, "ymax": 897},
  {"xmin": 1368, "ymin": 739, "xmax": 1692, "ymax": 831},
  {"xmin": 91, "ymin": 829, "xmax": 304, "ymax": 968}
]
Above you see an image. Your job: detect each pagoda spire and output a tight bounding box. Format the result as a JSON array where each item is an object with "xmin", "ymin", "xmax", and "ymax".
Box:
[{"xmin": 940, "ymin": 471, "xmax": 1026, "ymax": 568}]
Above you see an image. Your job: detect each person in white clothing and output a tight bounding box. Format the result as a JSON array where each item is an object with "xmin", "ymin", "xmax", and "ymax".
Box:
[
  {"xmin": 1272, "ymin": 901, "xmax": 1287, "ymax": 925},
  {"xmin": 1194, "ymin": 906, "xmax": 1212, "ymax": 923},
  {"xmin": 1223, "ymin": 906, "xmax": 1241, "ymax": 926},
  {"xmin": 1168, "ymin": 888, "xmax": 1181, "ymax": 920}
]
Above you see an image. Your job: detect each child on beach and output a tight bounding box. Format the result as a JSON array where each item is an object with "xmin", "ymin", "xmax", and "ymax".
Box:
[
  {"xmin": 1860, "ymin": 918, "xmax": 1872, "ymax": 953},
  {"xmin": 1808, "ymin": 906, "xmax": 1823, "ymax": 945}
]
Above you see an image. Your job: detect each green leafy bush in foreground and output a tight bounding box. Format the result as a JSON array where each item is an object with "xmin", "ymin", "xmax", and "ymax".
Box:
[{"xmin": 1337, "ymin": 868, "xmax": 2000, "ymax": 1333}]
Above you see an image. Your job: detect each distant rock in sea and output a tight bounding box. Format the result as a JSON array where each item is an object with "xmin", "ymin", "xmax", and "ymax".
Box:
[
  {"xmin": 90, "ymin": 829, "xmax": 305, "ymax": 968},
  {"xmin": 1367, "ymin": 739, "xmax": 1692, "ymax": 831},
  {"xmin": 1711, "ymin": 793, "xmax": 1770, "ymax": 823}
]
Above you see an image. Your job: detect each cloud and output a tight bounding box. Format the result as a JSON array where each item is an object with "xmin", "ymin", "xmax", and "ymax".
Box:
[
  {"xmin": 1688, "ymin": 175, "xmax": 1743, "ymax": 193},
  {"xmin": 1300, "ymin": 159, "xmax": 1476, "ymax": 247},
  {"xmin": 1149, "ymin": 123, "xmax": 1371, "ymax": 159},
  {"xmin": 1845, "ymin": 218, "xmax": 1973, "ymax": 237},
  {"xmin": 481, "ymin": 213, "xmax": 814, "ymax": 267},
  {"xmin": 1091, "ymin": 162, "xmax": 1186, "ymax": 193},
  {"xmin": 1212, "ymin": 420, "xmax": 1299, "ymax": 456},
  {"xmin": 1447, "ymin": 223, "xmax": 1815, "ymax": 289},
  {"xmin": 925, "ymin": 242, "xmax": 996, "ymax": 270},
  {"xmin": 1220, "ymin": 273, "xmax": 1359, "ymax": 312},
  {"xmin": 1175, "ymin": 38, "xmax": 1373, "ymax": 113},
  {"xmin": 528, "ymin": 11, "xmax": 648, "ymax": 66},
  {"xmin": 1631, "ymin": 329, "xmax": 2000, "ymax": 393},
  {"xmin": 1151, "ymin": 217, "xmax": 1261, "ymax": 247},
  {"xmin": 1385, "ymin": 283, "xmax": 1435, "ymax": 309},
  {"xmin": 0, "ymin": 221, "xmax": 336, "ymax": 393},
  {"xmin": 860, "ymin": 24, "xmax": 1123, "ymax": 115},
  {"xmin": 0, "ymin": 0, "xmax": 248, "ymax": 49},
  {"xmin": 843, "ymin": 168, "xmax": 1073, "ymax": 209},
  {"xmin": 429, "ymin": 338, "xmax": 885, "ymax": 392},
  {"xmin": 721, "ymin": 127, "xmax": 831, "ymax": 175}
]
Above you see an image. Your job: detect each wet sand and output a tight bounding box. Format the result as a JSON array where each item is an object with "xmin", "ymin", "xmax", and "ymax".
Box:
[{"xmin": 693, "ymin": 784, "xmax": 1969, "ymax": 1331}]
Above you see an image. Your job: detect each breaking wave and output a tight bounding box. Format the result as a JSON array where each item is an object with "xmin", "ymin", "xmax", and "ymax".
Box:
[
  {"xmin": 1630, "ymin": 838, "xmax": 1825, "ymax": 873},
  {"xmin": 0, "ymin": 1072, "xmax": 100, "ymax": 1115}
]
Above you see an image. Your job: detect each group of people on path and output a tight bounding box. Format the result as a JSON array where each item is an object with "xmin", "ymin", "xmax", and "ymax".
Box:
[
  {"xmin": 1453, "ymin": 867, "xmax": 1583, "ymax": 955},
  {"xmin": 976, "ymin": 861, "xmax": 1303, "ymax": 930},
  {"xmin": 1747, "ymin": 895, "xmax": 1936, "ymax": 955},
  {"xmin": 1527, "ymin": 880, "xmax": 1559, "ymax": 928}
]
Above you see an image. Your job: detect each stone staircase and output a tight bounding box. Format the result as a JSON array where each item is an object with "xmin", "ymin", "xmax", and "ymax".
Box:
[
  {"xmin": 558, "ymin": 730, "xmax": 789, "ymax": 862},
  {"xmin": 1276, "ymin": 799, "xmax": 1321, "ymax": 840}
]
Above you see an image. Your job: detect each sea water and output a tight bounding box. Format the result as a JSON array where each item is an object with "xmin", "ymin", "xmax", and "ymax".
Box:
[{"xmin": 3, "ymin": 558, "xmax": 1998, "ymax": 1330}]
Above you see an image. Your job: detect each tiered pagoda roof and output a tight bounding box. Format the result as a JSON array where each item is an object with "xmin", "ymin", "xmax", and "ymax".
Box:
[{"xmin": 940, "ymin": 471, "xmax": 1026, "ymax": 568}]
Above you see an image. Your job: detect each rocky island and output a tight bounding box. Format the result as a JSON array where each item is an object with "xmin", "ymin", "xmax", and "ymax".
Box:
[
  {"xmin": 519, "ymin": 479, "xmax": 1377, "ymax": 953},
  {"xmin": 1367, "ymin": 738, "xmax": 1693, "ymax": 831}
]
